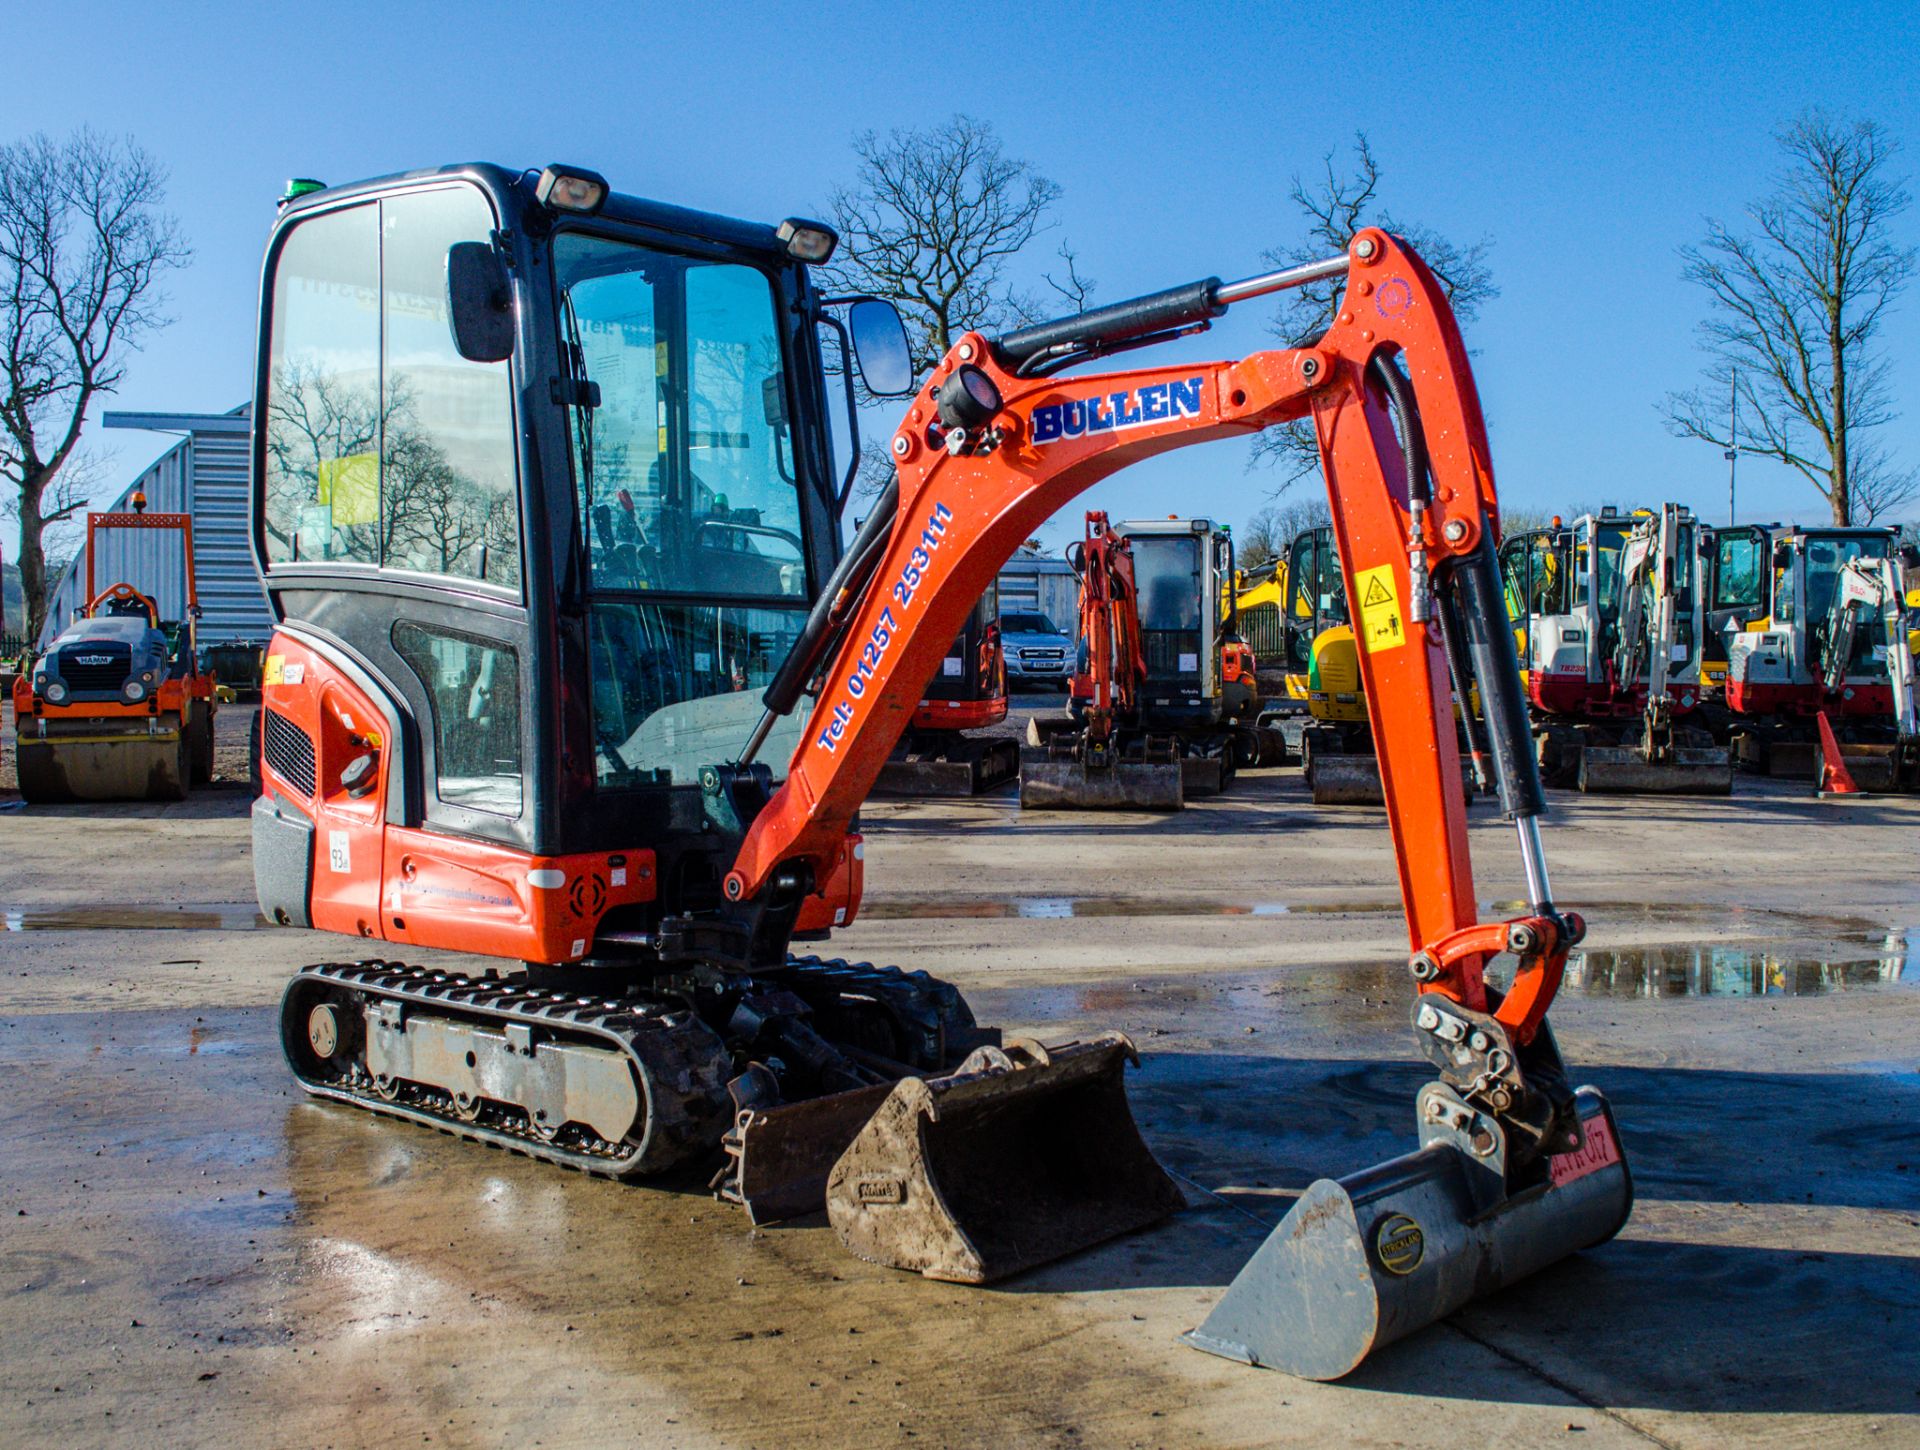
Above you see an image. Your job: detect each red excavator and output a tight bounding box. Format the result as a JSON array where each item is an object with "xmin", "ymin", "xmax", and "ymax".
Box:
[
  {"xmin": 871, "ymin": 588, "xmax": 1018, "ymax": 795},
  {"xmin": 1021, "ymin": 510, "xmax": 1187, "ymax": 807},
  {"xmin": 251, "ymin": 162, "xmax": 1626, "ymax": 1381}
]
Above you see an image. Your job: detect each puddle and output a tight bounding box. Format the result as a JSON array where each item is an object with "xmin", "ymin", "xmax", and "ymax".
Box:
[
  {"xmin": 2, "ymin": 904, "xmax": 267, "ymax": 932},
  {"xmin": 861, "ymin": 895, "xmax": 1397, "ymax": 920},
  {"xmin": 1560, "ymin": 935, "xmax": 1914, "ymax": 997}
]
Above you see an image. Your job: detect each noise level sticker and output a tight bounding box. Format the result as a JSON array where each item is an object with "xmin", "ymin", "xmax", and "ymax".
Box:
[{"xmin": 1355, "ymin": 565, "xmax": 1407, "ymax": 653}]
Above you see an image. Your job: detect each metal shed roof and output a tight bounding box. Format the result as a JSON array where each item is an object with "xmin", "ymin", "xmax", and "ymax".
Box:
[{"xmin": 39, "ymin": 407, "xmax": 269, "ymax": 649}]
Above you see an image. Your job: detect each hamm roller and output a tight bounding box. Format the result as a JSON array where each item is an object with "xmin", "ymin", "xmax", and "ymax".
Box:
[{"xmin": 12, "ymin": 504, "xmax": 215, "ymax": 803}]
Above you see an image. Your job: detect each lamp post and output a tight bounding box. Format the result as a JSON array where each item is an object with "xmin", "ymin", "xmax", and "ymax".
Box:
[{"xmin": 1723, "ymin": 368, "xmax": 1739, "ymax": 526}]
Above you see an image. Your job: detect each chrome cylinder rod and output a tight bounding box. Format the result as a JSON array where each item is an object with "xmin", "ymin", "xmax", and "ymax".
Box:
[
  {"xmin": 1515, "ymin": 816, "xmax": 1554, "ymax": 913},
  {"xmin": 1213, "ymin": 253, "xmax": 1349, "ymax": 307}
]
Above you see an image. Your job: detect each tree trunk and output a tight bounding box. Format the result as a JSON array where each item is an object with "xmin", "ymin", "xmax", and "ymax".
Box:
[
  {"xmin": 1829, "ymin": 325, "xmax": 1850, "ymax": 525},
  {"xmin": 16, "ymin": 471, "xmax": 51, "ymax": 646}
]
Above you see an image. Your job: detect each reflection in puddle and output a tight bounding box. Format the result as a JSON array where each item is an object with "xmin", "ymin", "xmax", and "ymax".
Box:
[
  {"xmin": 3, "ymin": 904, "xmax": 266, "ymax": 931},
  {"xmin": 1565, "ymin": 936, "xmax": 1913, "ymax": 996},
  {"xmin": 861, "ymin": 896, "xmax": 1385, "ymax": 921}
]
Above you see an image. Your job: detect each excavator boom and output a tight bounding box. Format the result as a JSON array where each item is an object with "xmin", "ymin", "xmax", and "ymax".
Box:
[{"xmin": 721, "ymin": 229, "xmax": 1629, "ymax": 1373}]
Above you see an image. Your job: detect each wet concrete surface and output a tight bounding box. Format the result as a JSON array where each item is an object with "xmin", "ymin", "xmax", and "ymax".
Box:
[{"xmin": 2, "ymin": 748, "xmax": 1918, "ymax": 1448}]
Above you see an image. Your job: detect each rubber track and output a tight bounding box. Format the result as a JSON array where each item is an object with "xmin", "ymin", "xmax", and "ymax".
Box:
[{"xmin": 284, "ymin": 954, "xmax": 973, "ymax": 1181}]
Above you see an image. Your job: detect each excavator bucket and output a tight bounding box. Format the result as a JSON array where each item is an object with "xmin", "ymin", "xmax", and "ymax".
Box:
[
  {"xmin": 16, "ymin": 731, "xmax": 188, "ymax": 804},
  {"xmin": 1185, "ymin": 1085, "xmax": 1631, "ymax": 1380},
  {"xmin": 1577, "ymin": 744, "xmax": 1732, "ymax": 795},
  {"xmin": 828, "ymin": 1035, "xmax": 1186, "ymax": 1283},
  {"xmin": 1018, "ymin": 749, "xmax": 1183, "ymax": 810}
]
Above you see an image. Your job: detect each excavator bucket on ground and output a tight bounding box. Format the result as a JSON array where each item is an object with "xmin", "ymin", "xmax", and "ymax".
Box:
[
  {"xmin": 1185, "ymin": 1085, "xmax": 1631, "ymax": 1380},
  {"xmin": 16, "ymin": 727, "xmax": 189, "ymax": 803},
  {"xmin": 1577, "ymin": 743, "xmax": 1732, "ymax": 794},
  {"xmin": 1021, "ymin": 741, "xmax": 1182, "ymax": 810},
  {"xmin": 716, "ymin": 1033, "xmax": 1183, "ymax": 1283},
  {"xmin": 1018, "ymin": 747, "xmax": 1184, "ymax": 810},
  {"xmin": 827, "ymin": 1035, "xmax": 1186, "ymax": 1282}
]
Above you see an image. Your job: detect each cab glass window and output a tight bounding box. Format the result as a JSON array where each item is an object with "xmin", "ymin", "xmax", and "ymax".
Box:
[
  {"xmin": 1715, "ymin": 533, "xmax": 1764, "ymax": 613},
  {"xmin": 264, "ymin": 204, "xmax": 380, "ymax": 566},
  {"xmin": 555, "ymin": 232, "xmax": 805, "ymax": 599},
  {"xmin": 1131, "ymin": 536, "xmax": 1202, "ymax": 631},
  {"xmin": 263, "ymin": 186, "xmax": 516, "ymax": 587},
  {"xmin": 380, "ymin": 188, "xmax": 519, "ymax": 587},
  {"xmin": 393, "ymin": 622, "xmax": 523, "ymax": 817}
]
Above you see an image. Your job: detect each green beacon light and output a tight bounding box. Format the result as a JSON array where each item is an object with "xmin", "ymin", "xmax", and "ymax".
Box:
[{"xmin": 280, "ymin": 178, "xmax": 327, "ymax": 206}]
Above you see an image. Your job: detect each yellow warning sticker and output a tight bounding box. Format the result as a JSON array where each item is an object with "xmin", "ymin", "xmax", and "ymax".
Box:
[
  {"xmin": 1355, "ymin": 565, "xmax": 1408, "ymax": 652},
  {"xmin": 262, "ymin": 653, "xmax": 284, "ymax": 688}
]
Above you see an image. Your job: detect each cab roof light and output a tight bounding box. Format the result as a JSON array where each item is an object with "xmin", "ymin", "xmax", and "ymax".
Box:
[
  {"xmin": 776, "ymin": 217, "xmax": 837, "ymax": 264},
  {"xmin": 536, "ymin": 165, "xmax": 609, "ymax": 215},
  {"xmin": 280, "ymin": 178, "xmax": 326, "ymax": 208}
]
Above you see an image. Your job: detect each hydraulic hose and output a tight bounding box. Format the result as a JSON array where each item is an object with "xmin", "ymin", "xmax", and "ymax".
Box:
[
  {"xmin": 738, "ymin": 479, "xmax": 898, "ymax": 765},
  {"xmin": 1368, "ymin": 349, "xmax": 1543, "ymax": 823}
]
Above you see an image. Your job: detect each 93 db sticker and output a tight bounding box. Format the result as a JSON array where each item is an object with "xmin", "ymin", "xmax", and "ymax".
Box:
[
  {"xmin": 1355, "ymin": 565, "xmax": 1407, "ymax": 653},
  {"xmin": 327, "ymin": 830, "xmax": 351, "ymax": 874}
]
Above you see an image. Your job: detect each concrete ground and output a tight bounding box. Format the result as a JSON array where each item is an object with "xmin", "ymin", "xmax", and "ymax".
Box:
[{"xmin": 0, "ymin": 700, "xmax": 1916, "ymax": 1449}]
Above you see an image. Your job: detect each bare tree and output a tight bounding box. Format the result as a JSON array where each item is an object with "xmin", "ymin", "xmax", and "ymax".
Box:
[
  {"xmin": 1255, "ymin": 134, "xmax": 1498, "ymax": 488},
  {"xmin": 1239, "ymin": 497, "xmax": 1332, "ymax": 568},
  {"xmin": 1848, "ymin": 440, "xmax": 1920, "ymax": 524},
  {"xmin": 1664, "ymin": 113, "xmax": 1916, "ymax": 526},
  {"xmin": 0, "ymin": 130, "xmax": 188, "ymax": 640},
  {"xmin": 823, "ymin": 115, "xmax": 1086, "ymax": 375}
]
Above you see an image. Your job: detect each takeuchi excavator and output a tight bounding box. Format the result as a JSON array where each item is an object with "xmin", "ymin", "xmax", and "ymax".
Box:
[
  {"xmin": 1502, "ymin": 504, "xmax": 1730, "ymax": 793},
  {"xmin": 250, "ymin": 161, "xmax": 1627, "ymax": 1381},
  {"xmin": 1718, "ymin": 524, "xmax": 1918, "ymax": 791}
]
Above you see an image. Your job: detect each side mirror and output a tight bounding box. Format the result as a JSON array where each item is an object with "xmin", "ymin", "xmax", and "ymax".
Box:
[
  {"xmin": 446, "ymin": 241, "xmax": 514, "ymax": 363},
  {"xmin": 847, "ymin": 298, "xmax": 914, "ymax": 397}
]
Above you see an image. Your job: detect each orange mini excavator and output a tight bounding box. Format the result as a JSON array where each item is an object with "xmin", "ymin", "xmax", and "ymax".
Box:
[{"xmin": 251, "ymin": 163, "xmax": 1627, "ymax": 1380}]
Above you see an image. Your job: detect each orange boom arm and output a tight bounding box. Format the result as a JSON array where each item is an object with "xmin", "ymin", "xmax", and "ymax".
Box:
[{"xmin": 728, "ymin": 229, "xmax": 1575, "ymax": 1056}]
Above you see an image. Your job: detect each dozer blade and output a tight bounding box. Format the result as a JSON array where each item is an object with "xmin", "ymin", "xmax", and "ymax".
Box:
[
  {"xmin": 1184, "ymin": 1085, "xmax": 1630, "ymax": 1381},
  {"xmin": 16, "ymin": 734, "xmax": 188, "ymax": 804},
  {"xmin": 872, "ymin": 739, "xmax": 1020, "ymax": 797},
  {"xmin": 1306, "ymin": 751, "xmax": 1383, "ymax": 805},
  {"xmin": 1817, "ymin": 741, "xmax": 1910, "ymax": 794},
  {"xmin": 827, "ymin": 1035, "xmax": 1186, "ymax": 1284},
  {"xmin": 1180, "ymin": 755, "xmax": 1226, "ymax": 796},
  {"xmin": 1018, "ymin": 753, "xmax": 1183, "ymax": 810},
  {"xmin": 1577, "ymin": 744, "xmax": 1732, "ymax": 795}
]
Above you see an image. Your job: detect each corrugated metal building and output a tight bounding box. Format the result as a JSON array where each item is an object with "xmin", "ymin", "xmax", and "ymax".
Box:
[
  {"xmin": 40, "ymin": 407, "xmax": 268, "ymax": 648},
  {"xmin": 996, "ymin": 543, "xmax": 1076, "ymax": 629}
]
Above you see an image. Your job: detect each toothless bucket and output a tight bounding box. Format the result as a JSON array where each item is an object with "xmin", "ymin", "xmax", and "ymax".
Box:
[{"xmin": 1184, "ymin": 1083, "xmax": 1631, "ymax": 1380}]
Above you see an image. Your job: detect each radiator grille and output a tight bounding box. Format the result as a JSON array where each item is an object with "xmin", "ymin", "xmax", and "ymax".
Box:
[
  {"xmin": 56, "ymin": 647, "xmax": 132, "ymax": 695},
  {"xmin": 263, "ymin": 709, "xmax": 317, "ymax": 797}
]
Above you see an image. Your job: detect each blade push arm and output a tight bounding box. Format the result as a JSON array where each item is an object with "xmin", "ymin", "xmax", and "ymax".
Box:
[{"xmin": 728, "ymin": 229, "xmax": 1580, "ymax": 1134}]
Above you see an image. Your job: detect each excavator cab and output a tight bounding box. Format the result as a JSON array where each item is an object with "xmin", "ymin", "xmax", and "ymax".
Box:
[
  {"xmin": 1286, "ymin": 525, "xmax": 1378, "ymax": 799},
  {"xmin": 252, "ymin": 165, "xmax": 1175, "ymax": 1253}
]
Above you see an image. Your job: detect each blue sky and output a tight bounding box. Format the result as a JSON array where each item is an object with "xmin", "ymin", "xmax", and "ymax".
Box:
[{"xmin": 5, "ymin": 0, "xmax": 1918, "ymax": 556}]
